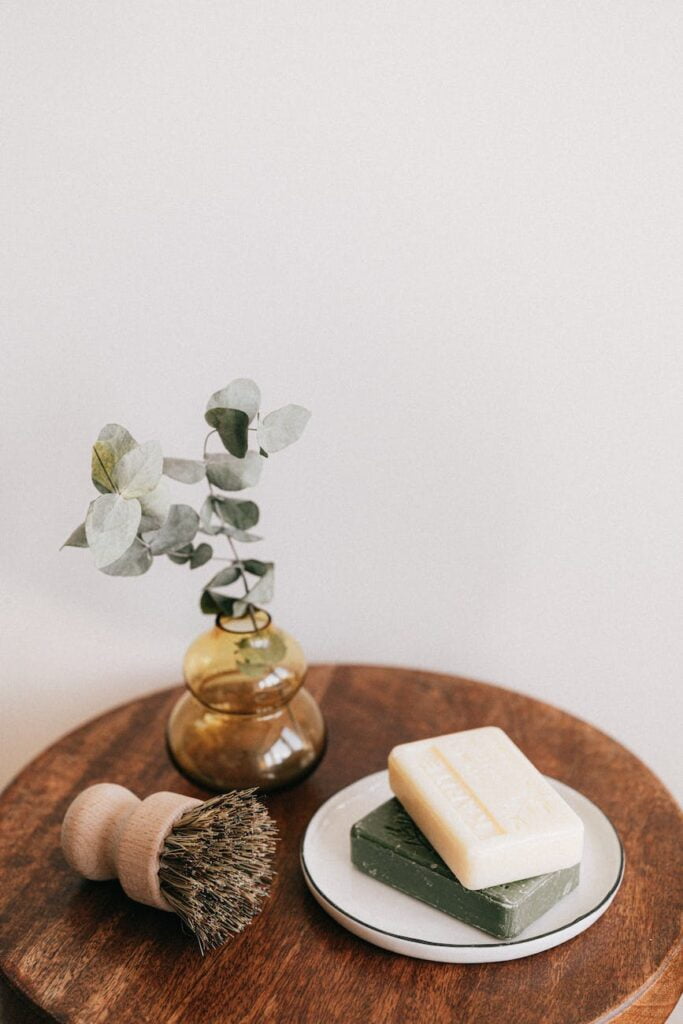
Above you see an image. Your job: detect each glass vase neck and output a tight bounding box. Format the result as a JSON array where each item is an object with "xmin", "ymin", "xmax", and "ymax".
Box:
[
  {"xmin": 215, "ymin": 609, "xmax": 271, "ymax": 635},
  {"xmin": 183, "ymin": 614, "xmax": 305, "ymax": 716}
]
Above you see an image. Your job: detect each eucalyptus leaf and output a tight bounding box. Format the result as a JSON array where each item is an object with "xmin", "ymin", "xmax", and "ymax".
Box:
[
  {"xmin": 139, "ymin": 514, "xmax": 161, "ymax": 532},
  {"xmin": 139, "ymin": 479, "xmax": 171, "ymax": 528},
  {"xmin": 189, "ymin": 543, "xmax": 213, "ymax": 569},
  {"xmin": 212, "ymin": 497, "xmax": 260, "ymax": 531},
  {"xmin": 207, "ymin": 379, "xmax": 261, "ymax": 423},
  {"xmin": 100, "ymin": 538, "xmax": 153, "ymax": 576},
  {"xmin": 199, "ymin": 498, "xmax": 261, "ymax": 540},
  {"xmin": 113, "ymin": 441, "xmax": 163, "ymax": 498},
  {"xmin": 200, "ymin": 589, "xmax": 236, "ymax": 615},
  {"xmin": 258, "ymin": 404, "xmax": 310, "ymax": 453},
  {"xmin": 205, "ymin": 566, "xmax": 241, "ymax": 588},
  {"xmin": 91, "ymin": 424, "xmax": 137, "ymax": 493},
  {"xmin": 205, "ymin": 408, "xmax": 249, "ymax": 458},
  {"xmin": 235, "ymin": 631, "xmax": 287, "ymax": 675},
  {"xmin": 243, "ymin": 559, "xmax": 273, "ymax": 577},
  {"xmin": 238, "ymin": 632, "xmax": 287, "ymax": 660},
  {"xmin": 163, "ymin": 458, "xmax": 206, "ymax": 484},
  {"xmin": 220, "ymin": 524, "xmax": 263, "ymax": 543},
  {"xmin": 143, "ymin": 504, "xmax": 199, "ymax": 555},
  {"xmin": 199, "ymin": 496, "xmax": 222, "ymax": 535},
  {"xmin": 233, "ymin": 567, "xmax": 274, "ymax": 615},
  {"xmin": 85, "ymin": 494, "xmax": 142, "ymax": 569},
  {"xmin": 200, "ymin": 590, "xmax": 220, "ymax": 615},
  {"xmin": 168, "ymin": 544, "xmax": 194, "ymax": 565},
  {"xmin": 62, "ymin": 522, "xmax": 88, "ymax": 549},
  {"xmin": 248, "ymin": 566, "xmax": 274, "ymax": 604},
  {"xmin": 206, "ymin": 451, "xmax": 262, "ymax": 491}
]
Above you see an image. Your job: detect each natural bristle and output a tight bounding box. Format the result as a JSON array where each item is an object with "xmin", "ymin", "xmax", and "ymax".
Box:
[{"xmin": 158, "ymin": 789, "xmax": 278, "ymax": 953}]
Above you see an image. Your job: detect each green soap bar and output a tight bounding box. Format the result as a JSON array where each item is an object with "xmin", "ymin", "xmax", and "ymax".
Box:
[{"xmin": 351, "ymin": 799, "xmax": 580, "ymax": 939}]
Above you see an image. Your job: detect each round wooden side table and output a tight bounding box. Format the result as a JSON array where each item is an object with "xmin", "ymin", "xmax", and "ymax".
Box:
[{"xmin": 0, "ymin": 665, "xmax": 681, "ymax": 1024}]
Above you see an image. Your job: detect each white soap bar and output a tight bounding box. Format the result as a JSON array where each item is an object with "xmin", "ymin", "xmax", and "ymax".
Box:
[{"xmin": 388, "ymin": 726, "xmax": 584, "ymax": 890}]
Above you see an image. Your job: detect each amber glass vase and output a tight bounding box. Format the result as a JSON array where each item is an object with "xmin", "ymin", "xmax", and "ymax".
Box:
[{"xmin": 167, "ymin": 610, "xmax": 326, "ymax": 792}]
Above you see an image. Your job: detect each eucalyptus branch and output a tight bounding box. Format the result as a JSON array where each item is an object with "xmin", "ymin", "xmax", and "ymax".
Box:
[
  {"xmin": 225, "ymin": 531, "xmax": 259, "ymax": 633},
  {"xmin": 63, "ymin": 379, "xmax": 310, "ymax": 624},
  {"xmin": 203, "ymin": 427, "xmax": 258, "ymax": 628}
]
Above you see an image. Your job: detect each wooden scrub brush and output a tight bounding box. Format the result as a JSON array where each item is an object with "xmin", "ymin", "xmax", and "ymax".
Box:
[{"xmin": 61, "ymin": 783, "xmax": 277, "ymax": 952}]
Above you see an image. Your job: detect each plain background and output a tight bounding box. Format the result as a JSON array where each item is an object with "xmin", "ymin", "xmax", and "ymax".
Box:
[{"xmin": 1, "ymin": 3, "xmax": 681, "ymax": 1018}]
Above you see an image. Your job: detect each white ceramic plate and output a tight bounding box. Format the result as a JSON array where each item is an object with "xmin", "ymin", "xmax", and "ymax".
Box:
[{"xmin": 301, "ymin": 770, "xmax": 624, "ymax": 963}]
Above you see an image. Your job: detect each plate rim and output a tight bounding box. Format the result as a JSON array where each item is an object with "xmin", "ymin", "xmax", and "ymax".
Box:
[{"xmin": 300, "ymin": 770, "xmax": 625, "ymax": 949}]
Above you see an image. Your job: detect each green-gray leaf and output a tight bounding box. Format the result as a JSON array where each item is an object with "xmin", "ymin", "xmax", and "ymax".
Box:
[
  {"xmin": 238, "ymin": 632, "xmax": 287, "ymax": 660},
  {"xmin": 91, "ymin": 424, "xmax": 137, "ymax": 493},
  {"xmin": 233, "ymin": 567, "xmax": 274, "ymax": 615},
  {"xmin": 168, "ymin": 544, "xmax": 194, "ymax": 565},
  {"xmin": 257, "ymin": 404, "xmax": 310, "ymax": 453},
  {"xmin": 205, "ymin": 408, "xmax": 249, "ymax": 458},
  {"xmin": 205, "ymin": 451, "xmax": 263, "ymax": 491},
  {"xmin": 220, "ymin": 524, "xmax": 263, "ymax": 543},
  {"xmin": 212, "ymin": 497, "xmax": 259, "ymax": 531},
  {"xmin": 200, "ymin": 590, "xmax": 220, "ymax": 614},
  {"xmin": 243, "ymin": 559, "xmax": 273, "ymax": 577},
  {"xmin": 143, "ymin": 504, "xmax": 199, "ymax": 555},
  {"xmin": 163, "ymin": 458, "xmax": 206, "ymax": 484},
  {"xmin": 139, "ymin": 514, "xmax": 160, "ymax": 532},
  {"xmin": 113, "ymin": 441, "xmax": 163, "ymax": 498},
  {"xmin": 100, "ymin": 538, "xmax": 153, "ymax": 576},
  {"xmin": 189, "ymin": 543, "xmax": 213, "ymax": 569},
  {"xmin": 200, "ymin": 589, "xmax": 236, "ymax": 615},
  {"xmin": 247, "ymin": 566, "xmax": 274, "ymax": 604},
  {"xmin": 85, "ymin": 494, "xmax": 142, "ymax": 569},
  {"xmin": 207, "ymin": 379, "xmax": 261, "ymax": 423},
  {"xmin": 61, "ymin": 522, "xmax": 88, "ymax": 549},
  {"xmin": 201, "ymin": 497, "xmax": 259, "ymax": 539},
  {"xmin": 235, "ymin": 631, "xmax": 287, "ymax": 675},
  {"xmin": 199, "ymin": 496, "xmax": 222, "ymax": 535},
  {"xmin": 205, "ymin": 566, "xmax": 241, "ymax": 588},
  {"xmin": 139, "ymin": 479, "xmax": 171, "ymax": 527}
]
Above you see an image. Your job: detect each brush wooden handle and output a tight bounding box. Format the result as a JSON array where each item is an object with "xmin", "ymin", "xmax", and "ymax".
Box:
[{"xmin": 61, "ymin": 783, "xmax": 201, "ymax": 911}]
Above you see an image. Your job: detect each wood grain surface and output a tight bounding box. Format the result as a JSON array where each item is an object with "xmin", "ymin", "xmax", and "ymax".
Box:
[{"xmin": 0, "ymin": 665, "xmax": 681, "ymax": 1024}]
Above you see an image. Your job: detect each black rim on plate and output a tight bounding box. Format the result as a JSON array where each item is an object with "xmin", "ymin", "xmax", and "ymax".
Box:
[{"xmin": 299, "ymin": 775, "xmax": 625, "ymax": 949}]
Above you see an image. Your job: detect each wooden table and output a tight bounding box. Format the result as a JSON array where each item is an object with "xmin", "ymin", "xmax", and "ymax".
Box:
[{"xmin": 0, "ymin": 665, "xmax": 681, "ymax": 1024}]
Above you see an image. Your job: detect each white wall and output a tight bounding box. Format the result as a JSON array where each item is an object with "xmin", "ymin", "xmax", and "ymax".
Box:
[{"xmin": 1, "ymin": 1, "xmax": 681, "ymax": 809}]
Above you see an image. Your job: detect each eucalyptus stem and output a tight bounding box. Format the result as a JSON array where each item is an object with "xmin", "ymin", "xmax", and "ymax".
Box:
[
  {"xmin": 203, "ymin": 429, "xmax": 259, "ymax": 632},
  {"xmin": 225, "ymin": 532, "xmax": 259, "ymax": 633}
]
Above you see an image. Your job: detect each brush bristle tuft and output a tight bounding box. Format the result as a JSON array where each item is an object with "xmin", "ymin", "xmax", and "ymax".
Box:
[{"xmin": 158, "ymin": 789, "xmax": 277, "ymax": 953}]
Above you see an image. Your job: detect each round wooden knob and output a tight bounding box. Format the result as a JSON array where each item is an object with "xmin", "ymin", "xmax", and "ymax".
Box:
[{"xmin": 61, "ymin": 783, "xmax": 201, "ymax": 911}]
